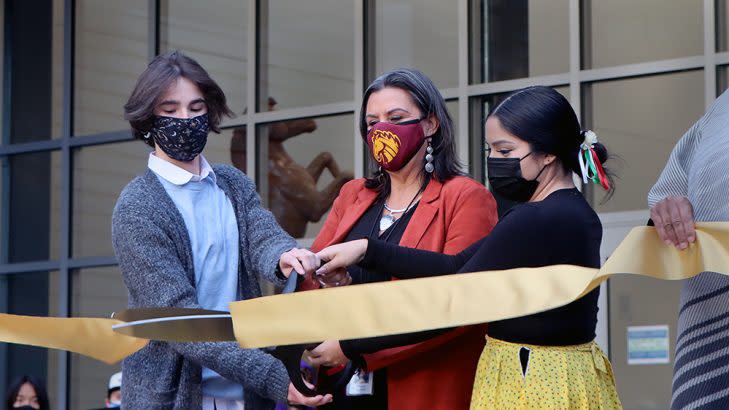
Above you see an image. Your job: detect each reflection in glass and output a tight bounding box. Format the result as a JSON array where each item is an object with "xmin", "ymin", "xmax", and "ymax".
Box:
[
  {"xmin": 259, "ymin": 0, "xmax": 354, "ymax": 110},
  {"xmin": 72, "ymin": 142, "xmax": 150, "ymax": 258},
  {"xmin": 718, "ymin": 0, "xmax": 729, "ymax": 52},
  {"xmin": 205, "ymin": 128, "xmax": 242, "ymax": 169},
  {"xmin": 0, "ymin": 271, "xmax": 59, "ymax": 405},
  {"xmin": 0, "ymin": 3, "xmax": 3, "ymax": 139},
  {"xmin": 0, "ymin": 158, "xmax": 4, "ymax": 258},
  {"xmin": 70, "ymin": 267, "xmax": 126, "ymax": 410},
  {"xmin": 583, "ymin": 0, "xmax": 702, "ymax": 69},
  {"xmin": 6, "ymin": 0, "xmax": 64, "ymax": 142},
  {"xmin": 247, "ymin": 111, "xmax": 355, "ymax": 238},
  {"xmin": 445, "ymin": 100, "xmax": 459, "ymax": 151},
  {"xmin": 585, "ymin": 71, "xmax": 704, "ymax": 213},
  {"xmin": 373, "ymin": 0, "xmax": 457, "ymax": 88},
  {"xmin": 161, "ymin": 0, "xmax": 248, "ymax": 117},
  {"xmin": 7, "ymin": 152, "xmax": 62, "ymax": 263},
  {"xmin": 607, "ymin": 275, "xmax": 681, "ymax": 410},
  {"xmin": 717, "ymin": 65, "xmax": 729, "ymax": 96},
  {"xmin": 74, "ymin": 0, "xmax": 149, "ymax": 135},
  {"xmin": 471, "ymin": 0, "xmax": 569, "ymax": 83}
]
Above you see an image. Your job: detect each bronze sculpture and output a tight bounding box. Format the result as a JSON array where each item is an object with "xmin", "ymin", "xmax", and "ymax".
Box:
[{"xmin": 231, "ymin": 98, "xmax": 353, "ymax": 238}]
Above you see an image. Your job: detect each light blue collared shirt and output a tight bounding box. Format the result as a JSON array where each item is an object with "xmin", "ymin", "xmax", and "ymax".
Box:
[{"xmin": 148, "ymin": 153, "xmax": 243, "ymax": 400}]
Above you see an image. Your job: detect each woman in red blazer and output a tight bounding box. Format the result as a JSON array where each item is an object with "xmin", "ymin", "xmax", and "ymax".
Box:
[{"xmin": 303, "ymin": 68, "xmax": 498, "ymax": 410}]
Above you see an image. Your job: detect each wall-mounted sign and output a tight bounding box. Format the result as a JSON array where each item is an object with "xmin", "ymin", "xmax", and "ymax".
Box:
[{"xmin": 627, "ymin": 325, "xmax": 670, "ymax": 365}]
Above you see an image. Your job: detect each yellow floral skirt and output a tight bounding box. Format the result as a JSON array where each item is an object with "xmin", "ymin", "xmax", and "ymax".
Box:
[{"xmin": 470, "ymin": 337, "xmax": 622, "ymax": 409}]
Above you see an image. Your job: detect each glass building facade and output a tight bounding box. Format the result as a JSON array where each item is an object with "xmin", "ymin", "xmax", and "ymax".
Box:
[{"xmin": 1, "ymin": 1, "xmax": 727, "ymax": 408}]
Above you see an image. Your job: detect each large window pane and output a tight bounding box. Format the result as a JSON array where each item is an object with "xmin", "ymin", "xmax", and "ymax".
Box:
[
  {"xmin": 471, "ymin": 0, "xmax": 569, "ymax": 84},
  {"xmin": 717, "ymin": 65, "xmax": 729, "ymax": 96},
  {"xmin": 51, "ymin": 0, "xmax": 65, "ymax": 138},
  {"xmin": 0, "ymin": 2, "xmax": 3, "ymax": 141},
  {"xmin": 6, "ymin": 0, "xmax": 64, "ymax": 143},
  {"xmin": 259, "ymin": 0, "xmax": 354, "ymax": 110},
  {"xmin": 583, "ymin": 0, "xmax": 702, "ymax": 69},
  {"xmin": 255, "ymin": 114, "xmax": 355, "ymax": 239},
  {"xmin": 72, "ymin": 141, "xmax": 150, "ymax": 258},
  {"xmin": 208, "ymin": 128, "xmax": 245, "ymax": 169},
  {"xmin": 718, "ymin": 0, "xmax": 729, "ymax": 52},
  {"xmin": 1, "ymin": 158, "xmax": 5, "ymax": 259},
  {"xmin": 70, "ymin": 267, "xmax": 126, "ymax": 410},
  {"xmin": 7, "ymin": 152, "xmax": 62, "ymax": 263},
  {"xmin": 607, "ymin": 274, "xmax": 681, "ymax": 409},
  {"xmin": 373, "ymin": 0, "xmax": 457, "ymax": 88},
  {"xmin": 585, "ymin": 71, "xmax": 705, "ymax": 213},
  {"xmin": 446, "ymin": 99, "xmax": 459, "ymax": 149},
  {"xmin": 161, "ymin": 0, "xmax": 248, "ymax": 117},
  {"xmin": 74, "ymin": 0, "xmax": 149, "ymax": 135},
  {"xmin": 0, "ymin": 271, "xmax": 60, "ymax": 406}
]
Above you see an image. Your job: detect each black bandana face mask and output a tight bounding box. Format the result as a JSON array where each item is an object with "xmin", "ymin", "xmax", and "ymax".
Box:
[
  {"xmin": 148, "ymin": 113, "xmax": 210, "ymax": 162},
  {"xmin": 487, "ymin": 152, "xmax": 546, "ymax": 202}
]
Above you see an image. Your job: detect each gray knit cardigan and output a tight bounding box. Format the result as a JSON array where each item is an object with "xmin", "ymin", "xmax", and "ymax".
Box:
[{"xmin": 112, "ymin": 164, "xmax": 295, "ymax": 409}]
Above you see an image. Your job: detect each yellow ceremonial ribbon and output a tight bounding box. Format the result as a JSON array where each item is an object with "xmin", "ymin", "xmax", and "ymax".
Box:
[
  {"xmin": 0, "ymin": 222, "xmax": 727, "ymax": 361},
  {"xmin": 228, "ymin": 222, "xmax": 729, "ymax": 348},
  {"xmin": 0, "ymin": 314, "xmax": 146, "ymax": 364}
]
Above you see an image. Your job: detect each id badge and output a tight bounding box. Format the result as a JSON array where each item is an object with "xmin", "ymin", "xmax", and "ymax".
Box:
[{"xmin": 345, "ymin": 370, "xmax": 374, "ymax": 396}]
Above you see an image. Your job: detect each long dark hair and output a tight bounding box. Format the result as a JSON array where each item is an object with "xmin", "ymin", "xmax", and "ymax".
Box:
[
  {"xmin": 490, "ymin": 85, "xmax": 615, "ymax": 197},
  {"xmin": 124, "ymin": 50, "xmax": 234, "ymax": 147},
  {"xmin": 361, "ymin": 68, "xmax": 463, "ymax": 199},
  {"xmin": 5, "ymin": 375, "xmax": 50, "ymax": 410}
]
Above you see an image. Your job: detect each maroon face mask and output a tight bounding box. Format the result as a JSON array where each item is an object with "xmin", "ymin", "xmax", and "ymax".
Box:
[{"xmin": 365, "ymin": 118, "xmax": 425, "ymax": 171}]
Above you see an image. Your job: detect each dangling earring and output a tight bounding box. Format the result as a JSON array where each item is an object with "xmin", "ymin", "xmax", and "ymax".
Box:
[
  {"xmin": 144, "ymin": 132, "xmax": 151, "ymax": 139},
  {"xmin": 377, "ymin": 166, "xmax": 385, "ymax": 182},
  {"xmin": 424, "ymin": 141, "xmax": 434, "ymax": 173}
]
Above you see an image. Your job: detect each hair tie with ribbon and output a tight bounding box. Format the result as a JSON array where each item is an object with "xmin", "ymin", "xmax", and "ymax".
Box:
[{"xmin": 578, "ymin": 130, "xmax": 610, "ymax": 190}]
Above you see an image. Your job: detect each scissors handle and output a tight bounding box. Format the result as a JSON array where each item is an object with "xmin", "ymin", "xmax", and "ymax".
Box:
[
  {"xmin": 271, "ymin": 343, "xmax": 357, "ymax": 397},
  {"xmin": 273, "ymin": 273, "xmax": 357, "ymax": 396}
]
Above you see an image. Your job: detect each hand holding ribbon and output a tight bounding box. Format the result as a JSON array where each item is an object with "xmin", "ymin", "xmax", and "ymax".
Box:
[{"xmin": 650, "ymin": 196, "xmax": 696, "ymax": 250}]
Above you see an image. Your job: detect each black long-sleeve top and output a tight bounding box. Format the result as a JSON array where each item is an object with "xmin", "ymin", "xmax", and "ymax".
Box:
[
  {"xmin": 358, "ymin": 188, "xmax": 602, "ymax": 346},
  {"xmin": 336, "ymin": 199, "xmax": 425, "ymax": 359}
]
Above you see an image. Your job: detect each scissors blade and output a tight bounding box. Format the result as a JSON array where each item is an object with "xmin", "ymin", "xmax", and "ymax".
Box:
[{"xmin": 112, "ymin": 312, "xmax": 235, "ymax": 342}]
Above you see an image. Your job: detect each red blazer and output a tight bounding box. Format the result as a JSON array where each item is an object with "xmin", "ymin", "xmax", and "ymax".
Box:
[{"xmin": 305, "ymin": 176, "xmax": 498, "ymax": 410}]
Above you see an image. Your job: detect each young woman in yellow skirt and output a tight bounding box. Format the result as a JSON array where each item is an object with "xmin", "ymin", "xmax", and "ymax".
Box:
[{"xmin": 316, "ymin": 86, "xmax": 623, "ymax": 409}]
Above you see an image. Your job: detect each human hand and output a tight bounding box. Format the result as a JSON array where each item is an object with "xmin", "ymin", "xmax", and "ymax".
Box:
[
  {"xmin": 287, "ymin": 382, "xmax": 332, "ymax": 407},
  {"xmin": 315, "ymin": 239, "xmax": 368, "ymax": 276},
  {"xmin": 315, "ymin": 268, "xmax": 353, "ymax": 288},
  {"xmin": 306, "ymin": 340, "xmax": 349, "ymax": 368},
  {"xmin": 279, "ymin": 248, "xmax": 320, "ymax": 277},
  {"xmin": 650, "ymin": 196, "xmax": 696, "ymax": 250}
]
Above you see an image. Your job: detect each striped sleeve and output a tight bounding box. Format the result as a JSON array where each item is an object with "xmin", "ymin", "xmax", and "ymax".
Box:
[{"xmin": 647, "ymin": 120, "xmax": 701, "ymax": 208}]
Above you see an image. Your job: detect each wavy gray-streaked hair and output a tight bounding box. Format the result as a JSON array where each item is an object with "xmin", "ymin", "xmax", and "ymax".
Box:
[{"xmin": 361, "ymin": 68, "xmax": 464, "ymax": 199}]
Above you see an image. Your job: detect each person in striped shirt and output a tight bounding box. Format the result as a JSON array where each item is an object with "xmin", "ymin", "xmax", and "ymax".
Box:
[{"xmin": 649, "ymin": 90, "xmax": 729, "ymax": 410}]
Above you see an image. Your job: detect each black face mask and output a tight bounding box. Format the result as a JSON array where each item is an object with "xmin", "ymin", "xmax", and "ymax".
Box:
[
  {"xmin": 13, "ymin": 406, "xmax": 38, "ymax": 410},
  {"xmin": 149, "ymin": 113, "xmax": 210, "ymax": 162},
  {"xmin": 487, "ymin": 152, "xmax": 546, "ymax": 202}
]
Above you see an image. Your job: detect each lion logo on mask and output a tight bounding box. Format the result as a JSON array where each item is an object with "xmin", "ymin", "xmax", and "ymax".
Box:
[{"xmin": 370, "ymin": 130, "xmax": 401, "ymax": 165}]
